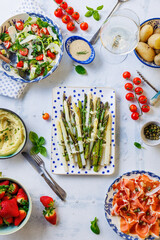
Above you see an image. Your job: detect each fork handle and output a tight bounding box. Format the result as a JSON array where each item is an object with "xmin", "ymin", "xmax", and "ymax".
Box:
[
  {"xmin": 41, "ymin": 173, "xmax": 65, "ymax": 201},
  {"xmin": 44, "ymin": 168, "xmax": 66, "ymax": 198}
]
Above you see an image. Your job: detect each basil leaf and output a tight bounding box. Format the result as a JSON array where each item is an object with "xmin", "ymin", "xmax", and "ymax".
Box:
[
  {"xmin": 36, "ymin": 18, "xmax": 49, "ymax": 28},
  {"xmin": 39, "ymin": 146, "xmax": 47, "ymax": 157},
  {"xmin": 29, "ymin": 131, "xmax": 39, "ymax": 144},
  {"xmin": 93, "ymin": 11, "xmax": 100, "ymax": 21},
  {"xmin": 30, "ymin": 146, "xmax": 40, "ymax": 155},
  {"xmin": 97, "ymin": 5, "xmax": 103, "ymax": 10},
  {"xmin": 90, "ymin": 217, "xmax": 100, "ymax": 235},
  {"xmin": 85, "ymin": 10, "xmax": 93, "ymax": 17},
  {"xmin": 38, "ymin": 136, "xmax": 45, "ymax": 146},
  {"xmin": 75, "ymin": 65, "xmax": 87, "ymax": 75},
  {"xmin": 134, "ymin": 142, "xmax": 144, "ymax": 149},
  {"xmin": 86, "ymin": 6, "xmax": 93, "ymax": 11}
]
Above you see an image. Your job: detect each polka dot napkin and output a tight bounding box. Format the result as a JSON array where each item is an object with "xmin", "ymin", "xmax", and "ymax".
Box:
[{"xmin": 0, "ymin": 0, "xmax": 44, "ymax": 99}]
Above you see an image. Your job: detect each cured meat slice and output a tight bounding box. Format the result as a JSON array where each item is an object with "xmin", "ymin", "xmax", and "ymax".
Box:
[
  {"xmin": 135, "ymin": 222, "xmax": 149, "ymax": 239},
  {"xmin": 150, "ymin": 222, "xmax": 159, "ymax": 237}
]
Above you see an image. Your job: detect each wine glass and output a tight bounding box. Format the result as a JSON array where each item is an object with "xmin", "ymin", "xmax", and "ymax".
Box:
[{"xmin": 100, "ymin": 8, "xmax": 140, "ymax": 64}]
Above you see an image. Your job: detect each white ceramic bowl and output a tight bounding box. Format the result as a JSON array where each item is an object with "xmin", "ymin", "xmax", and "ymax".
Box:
[{"xmin": 141, "ymin": 120, "xmax": 160, "ymax": 146}]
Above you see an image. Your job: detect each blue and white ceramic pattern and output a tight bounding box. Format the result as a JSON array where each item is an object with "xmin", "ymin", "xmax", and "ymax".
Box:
[
  {"xmin": 104, "ymin": 170, "xmax": 160, "ymax": 240},
  {"xmin": 65, "ymin": 36, "xmax": 95, "ymax": 64},
  {"xmin": 134, "ymin": 18, "xmax": 160, "ymax": 68},
  {"xmin": 0, "ymin": 12, "xmax": 64, "ymax": 83},
  {"xmin": 51, "ymin": 86, "xmax": 116, "ymax": 175}
]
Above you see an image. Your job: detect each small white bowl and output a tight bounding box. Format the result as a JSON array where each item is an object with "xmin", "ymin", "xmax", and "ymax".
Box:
[{"xmin": 141, "ymin": 121, "xmax": 160, "ymax": 146}]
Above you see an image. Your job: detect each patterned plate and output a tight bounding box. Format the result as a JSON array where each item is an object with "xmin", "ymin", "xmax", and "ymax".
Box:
[
  {"xmin": 104, "ymin": 170, "xmax": 160, "ymax": 240},
  {"xmin": 51, "ymin": 86, "xmax": 116, "ymax": 175}
]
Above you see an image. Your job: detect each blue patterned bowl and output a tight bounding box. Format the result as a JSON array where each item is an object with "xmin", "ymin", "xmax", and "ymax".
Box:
[
  {"xmin": 65, "ymin": 36, "xmax": 95, "ymax": 64},
  {"xmin": 134, "ymin": 18, "xmax": 160, "ymax": 68},
  {"xmin": 104, "ymin": 170, "xmax": 160, "ymax": 240},
  {"xmin": 0, "ymin": 12, "xmax": 64, "ymax": 83},
  {"xmin": 0, "ymin": 177, "xmax": 32, "ymax": 235}
]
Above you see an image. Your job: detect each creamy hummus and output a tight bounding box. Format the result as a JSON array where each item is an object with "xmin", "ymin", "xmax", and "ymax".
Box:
[
  {"xmin": 0, "ymin": 110, "xmax": 26, "ymax": 156},
  {"xmin": 69, "ymin": 40, "xmax": 91, "ymax": 61}
]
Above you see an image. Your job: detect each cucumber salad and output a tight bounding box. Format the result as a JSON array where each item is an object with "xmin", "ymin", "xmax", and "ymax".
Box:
[{"xmin": 0, "ymin": 17, "xmax": 62, "ymax": 80}]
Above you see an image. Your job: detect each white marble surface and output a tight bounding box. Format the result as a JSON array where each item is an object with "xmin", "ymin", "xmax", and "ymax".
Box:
[{"xmin": 1, "ymin": 0, "xmax": 160, "ymax": 239}]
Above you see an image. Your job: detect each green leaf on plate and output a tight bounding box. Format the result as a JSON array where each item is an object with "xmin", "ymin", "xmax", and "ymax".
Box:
[
  {"xmin": 75, "ymin": 65, "xmax": 87, "ymax": 75},
  {"xmin": 29, "ymin": 131, "xmax": 39, "ymax": 144},
  {"xmin": 97, "ymin": 5, "xmax": 104, "ymax": 10},
  {"xmin": 93, "ymin": 11, "xmax": 100, "ymax": 21}
]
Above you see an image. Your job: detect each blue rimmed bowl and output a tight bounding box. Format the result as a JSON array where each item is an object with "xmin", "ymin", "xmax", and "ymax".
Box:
[
  {"xmin": 65, "ymin": 36, "xmax": 95, "ymax": 64},
  {"xmin": 0, "ymin": 177, "xmax": 32, "ymax": 235},
  {"xmin": 0, "ymin": 12, "xmax": 64, "ymax": 83},
  {"xmin": 0, "ymin": 108, "xmax": 27, "ymax": 159},
  {"xmin": 104, "ymin": 170, "xmax": 160, "ymax": 240},
  {"xmin": 134, "ymin": 18, "xmax": 160, "ymax": 68}
]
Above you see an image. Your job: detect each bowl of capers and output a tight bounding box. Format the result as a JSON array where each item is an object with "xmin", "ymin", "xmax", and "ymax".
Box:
[{"xmin": 141, "ymin": 121, "xmax": 160, "ymax": 146}]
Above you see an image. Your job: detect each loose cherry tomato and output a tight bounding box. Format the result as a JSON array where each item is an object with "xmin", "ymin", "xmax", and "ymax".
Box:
[
  {"xmin": 72, "ymin": 12, "xmax": 80, "ymax": 20},
  {"xmin": 47, "ymin": 50, "xmax": 56, "ymax": 59},
  {"xmin": 80, "ymin": 22, "xmax": 88, "ymax": 31},
  {"xmin": 60, "ymin": 1, "xmax": 68, "ymax": 9},
  {"xmin": 124, "ymin": 83, "xmax": 133, "ymax": 91},
  {"xmin": 133, "ymin": 77, "xmax": 141, "ymax": 85},
  {"xmin": 66, "ymin": 7, "xmax": 74, "ymax": 15},
  {"xmin": 131, "ymin": 112, "xmax": 139, "ymax": 120},
  {"xmin": 135, "ymin": 87, "xmax": 143, "ymax": 95},
  {"xmin": 141, "ymin": 105, "xmax": 150, "ymax": 113},
  {"xmin": 138, "ymin": 95, "xmax": 147, "ymax": 104},
  {"xmin": 42, "ymin": 113, "xmax": 50, "ymax": 120},
  {"xmin": 54, "ymin": 8, "xmax": 63, "ymax": 18},
  {"xmin": 62, "ymin": 15, "xmax": 70, "ymax": 24},
  {"xmin": 15, "ymin": 21, "xmax": 24, "ymax": 31},
  {"xmin": 125, "ymin": 93, "xmax": 134, "ymax": 101},
  {"xmin": 4, "ymin": 41, "xmax": 11, "ymax": 49},
  {"xmin": 67, "ymin": 22, "xmax": 75, "ymax": 31},
  {"xmin": 36, "ymin": 54, "xmax": 44, "ymax": 61},
  {"xmin": 31, "ymin": 24, "xmax": 40, "ymax": 33},
  {"xmin": 55, "ymin": 0, "xmax": 63, "ymax": 3},
  {"xmin": 129, "ymin": 104, "xmax": 137, "ymax": 113},
  {"xmin": 17, "ymin": 61, "xmax": 24, "ymax": 68},
  {"xmin": 123, "ymin": 71, "xmax": 131, "ymax": 79},
  {"xmin": 19, "ymin": 48, "xmax": 28, "ymax": 56}
]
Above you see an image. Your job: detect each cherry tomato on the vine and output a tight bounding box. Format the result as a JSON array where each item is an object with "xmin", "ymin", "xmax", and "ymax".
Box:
[
  {"xmin": 62, "ymin": 15, "xmax": 70, "ymax": 24},
  {"xmin": 80, "ymin": 22, "xmax": 88, "ymax": 31},
  {"xmin": 135, "ymin": 87, "xmax": 143, "ymax": 95},
  {"xmin": 67, "ymin": 22, "xmax": 75, "ymax": 31},
  {"xmin": 138, "ymin": 95, "xmax": 147, "ymax": 104},
  {"xmin": 42, "ymin": 113, "xmax": 50, "ymax": 120},
  {"xmin": 124, "ymin": 83, "xmax": 133, "ymax": 91},
  {"xmin": 133, "ymin": 77, "xmax": 141, "ymax": 85},
  {"xmin": 66, "ymin": 7, "xmax": 74, "ymax": 15},
  {"xmin": 54, "ymin": 8, "xmax": 63, "ymax": 18},
  {"xmin": 131, "ymin": 112, "xmax": 139, "ymax": 120},
  {"xmin": 72, "ymin": 12, "xmax": 80, "ymax": 20},
  {"xmin": 129, "ymin": 104, "xmax": 137, "ymax": 113},
  {"xmin": 15, "ymin": 21, "xmax": 24, "ymax": 31},
  {"xmin": 126, "ymin": 93, "xmax": 134, "ymax": 101},
  {"xmin": 60, "ymin": 1, "xmax": 68, "ymax": 9},
  {"xmin": 141, "ymin": 105, "xmax": 150, "ymax": 113},
  {"xmin": 55, "ymin": 0, "xmax": 63, "ymax": 3},
  {"xmin": 123, "ymin": 71, "xmax": 131, "ymax": 79}
]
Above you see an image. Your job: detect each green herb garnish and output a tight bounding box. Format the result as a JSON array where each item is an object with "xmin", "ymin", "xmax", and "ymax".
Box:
[
  {"xmin": 85, "ymin": 5, "xmax": 103, "ymax": 21},
  {"xmin": 75, "ymin": 65, "xmax": 87, "ymax": 75},
  {"xmin": 76, "ymin": 51, "xmax": 89, "ymax": 55},
  {"xmin": 29, "ymin": 131, "xmax": 47, "ymax": 157},
  {"xmin": 90, "ymin": 217, "xmax": 100, "ymax": 235},
  {"xmin": 134, "ymin": 142, "xmax": 144, "ymax": 149}
]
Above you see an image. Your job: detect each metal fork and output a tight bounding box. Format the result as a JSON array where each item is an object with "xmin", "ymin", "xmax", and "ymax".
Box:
[{"xmin": 32, "ymin": 154, "xmax": 66, "ymax": 199}]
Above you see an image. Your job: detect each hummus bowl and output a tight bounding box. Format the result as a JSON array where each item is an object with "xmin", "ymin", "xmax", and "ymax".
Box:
[{"xmin": 0, "ymin": 109, "xmax": 27, "ymax": 159}]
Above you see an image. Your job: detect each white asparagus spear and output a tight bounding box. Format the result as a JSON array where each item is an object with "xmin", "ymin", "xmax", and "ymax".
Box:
[
  {"xmin": 92, "ymin": 96, "xmax": 97, "ymax": 125},
  {"xmin": 90, "ymin": 118, "xmax": 98, "ymax": 154},
  {"xmin": 64, "ymin": 100, "xmax": 73, "ymax": 134},
  {"xmin": 56, "ymin": 120, "xmax": 69, "ymax": 172},
  {"xmin": 59, "ymin": 116, "xmax": 75, "ymax": 165},
  {"xmin": 72, "ymin": 102, "xmax": 86, "ymax": 166},
  {"xmin": 103, "ymin": 112, "xmax": 112, "ymax": 166},
  {"xmin": 86, "ymin": 92, "xmax": 92, "ymax": 127}
]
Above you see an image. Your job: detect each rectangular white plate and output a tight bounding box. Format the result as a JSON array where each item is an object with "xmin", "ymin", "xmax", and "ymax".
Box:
[{"xmin": 51, "ymin": 86, "xmax": 116, "ymax": 175}]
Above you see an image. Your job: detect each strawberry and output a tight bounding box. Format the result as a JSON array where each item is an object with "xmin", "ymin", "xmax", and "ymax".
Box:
[
  {"xmin": 0, "ymin": 181, "xmax": 9, "ymax": 186},
  {"xmin": 8, "ymin": 183, "xmax": 19, "ymax": 195},
  {"xmin": 2, "ymin": 193, "xmax": 12, "ymax": 201},
  {"xmin": 0, "ymin": 198, "xmax": 19, "ymax": 218},
  {"xmin": 17, "ymin": 188, "xmax": 28, "ymax": 205},
  {"xmin": 40, "ymin": 196, "xmax": 54, "ymax": 208},
  {"xmin": 3, "ymin": 217, "xmax": 13, "ymax": 225},
  {"xmin": 0, "ymin": 185, "xmax": 9, "ymax": 200},
  {"xmin": 14, "ymin": 208, "xmax": 27, "ymax": 226},
  {"xmin": 43, "ymin": 208, "xmax": 57, "ymax": 225},
  {"xmin": 0, "ymin": 216, "xmax": 3, "ymax": 226}
]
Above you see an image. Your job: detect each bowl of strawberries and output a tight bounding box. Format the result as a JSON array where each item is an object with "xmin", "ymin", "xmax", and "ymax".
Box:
[{"xmin": 0, "ymin": 177, "xmax": 32, "ymax": 235}]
